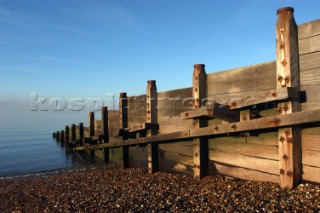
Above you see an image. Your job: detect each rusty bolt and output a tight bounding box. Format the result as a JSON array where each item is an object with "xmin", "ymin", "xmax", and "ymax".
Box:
[
  {"xmin": 278, "ymin": 75, "xmax": 284, "ymax": 82},
  {"xmin": 285, "ymin": 129, "xmax": 291, "ymax": 136},
  {"xmin": 147, "ymin": 110, "xmax": 151, "ymax": 113},
  {"xmin": 280, "ymin": 169, "xmax": 285, "ymax": 175},
  {"xmin": 287, "ymin": 137, "xmax": 292, "ymax": 143},
  {"xmin": 287, "ymin": 170, "xmax": 293, "ymax": 177},
  {"xmin": 280, "ymin": 28, "xmax": 285, "ymax": 34},
  {"xmin": 282, "ymin": 154, "xmax": 289, "ymax": 160},
  {"xmin": 281, "ymin": 59, "xmax": 287, "ymax": 66},
  {"xmin": 277, "ymin": 107, "xmax": 283, "ymax": 114},
  {"xmin": 284, "ymin": 76, "xmax": 291, "ymax": 83},
  {"xmin": 242, "ymin": 116, "xmax": 248, "ymax": 121},
  {"xmin": 195, "ymin": 76, "xmax": 198, "ymax": 80},
  {"xmin": 279, "ymin": 136, "xmax": 285, "ymax": 143},
  {"xmin": 273, "ymin": 118, "xmax": 281, "ymax": 125},
  {"xmin": 231, "ymin": 102, "xmax": 237, "ymax": 108},
  {"xmin": 283, "ymin": 104, "xmax": 289, "ymax": 112},
  {"xmin": 185, "ymin": 112, "xmax": 189, "ymax": 117},
  {"xmin": 231, "ymin": 124, "xmax": 237, "ymax": 130},
  {"xmin": 279, "ymin": 44, "xmax": 285, "ymax": 49},
  {"xmin": 194, "ymin": 153, "xmax": 198, "ymax": 157},
  {"xmin": 272, "ymin": 91, "xmax": 278, "ymax": 98},
  {"xmin": 214, "ymin": 126, "xmax": 219, "ymax": 131}
]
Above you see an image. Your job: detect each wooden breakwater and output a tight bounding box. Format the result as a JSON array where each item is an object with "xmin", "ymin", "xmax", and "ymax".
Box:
[{"xmin": 53, "ymin": 7, "xmax": 320, "ymax": 189}]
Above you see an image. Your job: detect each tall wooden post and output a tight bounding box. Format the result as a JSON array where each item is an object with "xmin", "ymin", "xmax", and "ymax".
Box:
[
  {"xmin": 79, "ymin": 122, "xmax": 84, "ymax": 146},
  {"xmin": 120, "ymin": 92, "xmax": 129, "ymax": 168},
  {"xmin": 147, "ymin": 80, "xmax": 159, "ymax": 174},
  {"xmin": 65, "ymin": 125, "xmax": 69, "ymax": 144},
  {"xmin": 276, "ymin": 7, "xmax": 302, "ymax": 189},
  {"xmin": 60, "ymin": 130, "xmax": 65, "ymax": 143},
  {"xmin": 88, "ymin": 112, "xmax": 95, "ymax": 156},
  {"xmin": 102, "ymin": 106, "xmax": 109, "ymax": 162},
  {"xmin": 56, "ymin": 131, "xmax": 60, "ymax": 142},
  {"xmin": 71, "ymin": 124, "xmax": 76, "ymax": 142},
  {"xmin": 192, "ymin": 64, "xmax": 208, "ymax": 180},
  {"xmin": 89, "ymin": 112, "xmax": 95, "ymax": 137}
]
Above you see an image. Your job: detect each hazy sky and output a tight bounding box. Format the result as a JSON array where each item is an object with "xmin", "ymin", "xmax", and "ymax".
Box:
[{"xmin": 1, "ymin": 0, "xmax": 320, "ymax": 108}]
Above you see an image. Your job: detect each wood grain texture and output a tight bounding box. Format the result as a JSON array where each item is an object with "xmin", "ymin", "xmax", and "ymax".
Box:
[
  {"xmin": 209, "ymin": 139, "xmax": 278, "ymax": 160},
  {"xmin": 208, "ymin": 161, "xmax": 279, "ymax": 183},
  {"xmin": 209, "ymin": 150, "xmax": 279, "ymax": 175},
  {"xmin": 299, "ymin": 35, "xmax": 320, "ymax": 55},
  {"xmin": 207, "ymin": 62, "xmax": 276, "ymax": 96},
  {"xmin": 302, "ymin": 166, "xmax": 320, "ymax": 183},
  {"xmin": 300, "ymin": 51, "xmax": 320, "ymax": 71},
  {"xmin": 298, "ymin": 18, "xmax": 320, "ymax": 40},
  {"xmin": 301, "ymin": 85, "xmax": 320, "ymax": 111},
  {"xmin": 300, "ymin": 68, "xmax": 320, "ymax": 86}
]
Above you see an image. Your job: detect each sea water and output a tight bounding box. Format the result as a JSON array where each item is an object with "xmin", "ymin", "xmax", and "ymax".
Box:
[{"xmin": 0, "ymin": 102, "xmax": 103, "ymax": 177}]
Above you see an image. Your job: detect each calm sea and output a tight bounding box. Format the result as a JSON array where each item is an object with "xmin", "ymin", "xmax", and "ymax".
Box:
[{"xmin": 0, "ymin": 102, "xmax": 104, "ymax": 177}]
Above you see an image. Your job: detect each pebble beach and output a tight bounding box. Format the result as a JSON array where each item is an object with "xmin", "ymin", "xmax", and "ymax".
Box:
[{"xmin": 0, "ymin": 165, "xmax": 319, "ymax": 212}]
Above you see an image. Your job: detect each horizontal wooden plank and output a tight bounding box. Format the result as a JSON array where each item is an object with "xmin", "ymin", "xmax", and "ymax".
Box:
[
  {"xmin": 302, "ymin": 126, "xmax": 320, "ymax": 151},
  {"xmin": 224, "ymin": 87, "xmax": 297, "ymax": 110},
  {"xmin": 298, "ymin": 19, "xmax": 320, "ymax": 40},
  {"xmin": 180, "ymin": 102, "xmax": 239, "ymax": 122},
  {"xmin": 129, "ymin": 146, "xmax": 148, "ymax": 168},
  {"xmin": 209, "ymin": 150, "xmax": 279, "ymax": 174},
  {"xmin": 208, "ymin": 161, "xmax": 279, "ymax": 183},
  {"xmin": 209, "ymin": 139, "xmax": 278, "ymax": 160},
  {"xmin": 300, "ymin": 68, "xmax": 320, "ymax": 86},
  {"xmin": 75, "ymin": 109, "xmax": 320, "ymax": 150},
  {"xmin": 299, "ymin": 34, "xmax": 320, "ymax": 55},
  {"xmin": 159, "ymin": 143, "xmax": 193, "ymax": 157},
  {"xmin": 300, "ymin": 51, "xmax": 320, "ymax": 71},
  {"xmin": 158, "ymin": 117, "xmax": 193, "ymax": 134},
  {"xmin": 160, "ymin": 151, "xmax": 194, "ymax": 167},
  {"xmin": 302, "ymin": 165, "xmax": 320, "ymax": 183},
  {"xmin": 302, "ymin": 150, "xmax": 320, "ymax": 167},
  {"xmin": 301, "ymin": 85, "xmax": 320, "ymax": 111},
  {"xmin": 207, "ymin": 61, "xmax": 276, "ymax": 96}
]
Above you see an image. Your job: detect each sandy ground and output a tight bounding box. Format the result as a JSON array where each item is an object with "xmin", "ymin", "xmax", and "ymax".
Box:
[{"xmin": 0, "ymin": 165, "xmax": 319, "ymax": 212}]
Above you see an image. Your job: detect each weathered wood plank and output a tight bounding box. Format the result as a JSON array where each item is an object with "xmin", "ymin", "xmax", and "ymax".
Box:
[
  {"xmin": 298, "ymin": 18, "xmax": 320, "ymax": 40},
  {"xmin": 159, "ymin": 143, "xmax": 193, "ymax": 157},
  {"xmin": 209, "ymin": 150, "xmax": 279, "ymax": 175},
  {"xmin": 209, "ymin": 139, "xmax": 278, "ymax": 160},
  {"xmin": 180, "ymin": 102, "xmax": 239, "ymax": 122},
  {"xmin": 208, "ymin": 161, "xmax": 279, "ymax": 183},
  {"xmin": 207, "ymin": 61, "xmax": 276, "ymax": 96},
  {"xmin": 75, "ymin": 108, "xmax": 320, "ymax": 150},
  {"xmin": 158, "ymin": 117, "xmax": 193, "ymax": 134},
  {"xmin": 299, "ymin": 34, "xmax": 320, "ymax": 55},
  {"xmin": 302, "ymin": 165, "xmax": 320, "ymax": 183},
  {"xmin": 300, "ymin": 68, "xmax": 320, "ymax": 86},
  {"xmin": 302, "ymin": 126, "xmax": 320, "ymax": 151},
  {"xmin": 301, "ymin": 85, "xmax": 320, "ymax": 111},
  {"xmin": 224, "ymin": 87, "xmax": 297, "ymax": 110},
  {"xmin": 300, "ymin": 51, "xmax": 320, "ymax": 71},
  {"xmin": 302, "ymin": 150, "xmax": 320, "ymax": 167}
]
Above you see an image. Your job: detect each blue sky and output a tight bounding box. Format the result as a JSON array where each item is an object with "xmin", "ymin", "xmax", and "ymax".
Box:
[{"xmin": 1, "ymin": 0, "xmax": 320, "ymax": 109}]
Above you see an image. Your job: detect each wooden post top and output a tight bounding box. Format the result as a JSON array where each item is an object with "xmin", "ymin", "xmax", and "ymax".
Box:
[
  {"xmin": 147, "ymin": 80, "xmax": 156, "ymax": 86},
  {"xmin": 120, "ymin": 92, "xmax": 127, "ymax": 98},
  {"xmin": 102, "ymin": 106, "xmax": 108, "ymax": 112},
  {"xmin": 89, "ymin": 111, "xmax": 94, "ymax": 117},
  {"xmin": 194, "ymin": 64, "xmax": 205, "ymax": 70},
  {"xmin": 277, "ymin": 7, "xmax": 294, "ymax": 15}
]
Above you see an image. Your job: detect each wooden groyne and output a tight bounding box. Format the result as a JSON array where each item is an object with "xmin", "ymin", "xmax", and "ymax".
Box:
[{"xmin": 53, "ymin": 7, "xmax": 320, "ymax": 189}]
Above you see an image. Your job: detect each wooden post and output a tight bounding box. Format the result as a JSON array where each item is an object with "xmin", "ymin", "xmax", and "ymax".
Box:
[
  {"xmin": 52, "ymin": 132, "xmax": 56, "ymax": 138},
  {"xmin": 65, "ymin": 126, "xmax": 69, "ymax": 144},
  {"xmin": 56, "ymin": 131, "xmax": 60, "ymax": 142},
  {"xmin": 89, "ymin": 112, "xmax": 95, "ymax": 137},
  {"xmin": 147, "ymin": 80, "xmax": 159, "ymax": 174},
  {"xmin": 276, "ymin": 7, "xmax": 302, "ymax": 189},
  {"xmin": 88, "ymin": 112, "xmax": 95, "ymax": 156},
  {"xmin": 60, "ymin": 130, "xmax": 65, "ymax": 143},
  {"xmin": 102, "ymin": 106, "xmax": 109, "ymax": 162},
  {"xmin": 192, "ymin": 64, "xmax": 208, "ymax": 180},
  {"xmin": 71, "ymin": 124, "xmax": 76, "ymax": 142},
  {"xmin": 79, "ymin": 122, "xmax": 83, "ymax": 146},
  {"xmin": 120, "ymin": 92, "xmax": 129, "ymax": 168}
]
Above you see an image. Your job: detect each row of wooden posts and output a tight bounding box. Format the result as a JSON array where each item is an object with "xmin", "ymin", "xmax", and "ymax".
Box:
[{"xmin": 53, "ymin": 7, "xmax": 319, "ymax": 189}]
